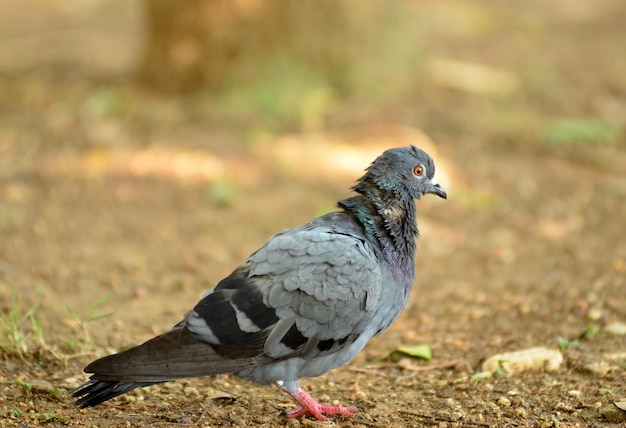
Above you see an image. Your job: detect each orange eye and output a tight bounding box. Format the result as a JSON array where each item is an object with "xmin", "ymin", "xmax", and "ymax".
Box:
[{"xmin": 413, "ymin": 165, "xmax": 424, "ymax": 176}]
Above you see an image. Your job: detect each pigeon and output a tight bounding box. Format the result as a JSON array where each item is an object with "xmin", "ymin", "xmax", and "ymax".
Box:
[{"xmin": 71, "ymin": 145, "xmax": 446, "ymax": 420}]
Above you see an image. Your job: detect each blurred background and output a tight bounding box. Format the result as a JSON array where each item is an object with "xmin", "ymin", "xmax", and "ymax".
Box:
[
  {"xmin": 1, "ymin": 0, "xmax": 624, "ymax": 153},
  {"xmin": 1, "ymin": 1, "xmax": 626, "ymax": 425}
]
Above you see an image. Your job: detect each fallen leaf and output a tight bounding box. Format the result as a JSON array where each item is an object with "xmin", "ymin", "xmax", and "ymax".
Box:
[{"xmin": 391, "ymin": 344, "xmax": 432, "ymax": 361}]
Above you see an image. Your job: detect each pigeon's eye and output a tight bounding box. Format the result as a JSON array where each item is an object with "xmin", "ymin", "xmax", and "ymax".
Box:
[{"xmin": 412, "ymin": 165, "xmax": 424, "ymax": 177}]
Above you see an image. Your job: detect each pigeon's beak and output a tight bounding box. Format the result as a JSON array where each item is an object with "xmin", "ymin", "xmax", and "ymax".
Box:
[{"xmin": 427, "ymin": 179, "xmax": 447, "ymax": 199}]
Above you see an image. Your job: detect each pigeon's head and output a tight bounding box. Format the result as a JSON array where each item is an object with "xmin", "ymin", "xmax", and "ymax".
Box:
[{"xmin": 363, "ymin": 146, "xmax": 447, "ymax": 201}]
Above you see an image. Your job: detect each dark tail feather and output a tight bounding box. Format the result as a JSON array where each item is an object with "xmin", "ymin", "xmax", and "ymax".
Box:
[
  {"xmin": 71, "ymin": 327, "xmax": 265, "ymax": 408},
  {"xmin": 72, "ymin": 379, "xmax": 160, "ymax": 408},
  {"xmin": 84, "ymin": 327, "xmax": 260, "ymax": 380}
]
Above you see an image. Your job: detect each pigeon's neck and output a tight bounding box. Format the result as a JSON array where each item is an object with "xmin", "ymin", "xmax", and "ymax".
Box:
[{"xmin": 338, "ymin": 187, "xmax": 417, "ymax": 284}]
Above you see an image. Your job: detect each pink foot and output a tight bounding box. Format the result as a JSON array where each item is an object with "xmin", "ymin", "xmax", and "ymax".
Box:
[{"xmin": 286, "ymin": 387, "xmax": 357, "ymax": 421}]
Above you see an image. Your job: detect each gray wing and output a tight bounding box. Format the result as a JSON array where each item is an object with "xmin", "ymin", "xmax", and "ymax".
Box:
[{"xmin": 186, "ymin": 225, "xmax": 383, "ymax": 361}]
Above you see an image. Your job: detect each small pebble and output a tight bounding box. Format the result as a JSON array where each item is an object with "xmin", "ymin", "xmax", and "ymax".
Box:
[
  {"xmin": 567, "ymin": 389, "xmax": 581, "ymax": 397},
  {"xmin": 587, "ymin": 307, "xmax": 604, "ymax": 321},
  {"xmin": 204, "ymin": 387, "xmax": 236, "ymax": 402},
  {"xmin": 285, "ymin": 418, "xmax": 301, "ymax": 427},
  {"xmin": 31, "ymin": 379, "xmax": 54, "ymax": 393},
  {"xmin": 605, "ymin": 322, "xmax": 626, "ymax": 336},
  {"xmin": 443, "ymin": 397, "xmax": 457, "ymax": 407},
  {"xmin": 62, "ymin": 376, "xmax": 83, "ymax": 389},
  {"xmin": 449, "ymin": 411, "xmax": 463, "ymax": 421},
  {"xmin": 554, "ymin": 402, "xmax": 575, "ymax": 412},
  {"xmin": 301, "ymin": 418, "xmax": 327, "ymax": 427},
  {"xmin": 354, "ymin": 391, "xmax": 368, "ymax": 402},
  {"xmin": 162, "ymin": 382, "xmax": 183, "ymax": 391},
  {"xmin": 584, "ymin": 361, "xmax": 610, "ymax": 377},
  {"xmin": 482, "ymin": 347, "xmax": 563, "ymax": 374},
  {"xmin": 183, "ymin": 386, "xmax": 199, "ymax": 396},
  {"xmin": 497, "ymin": 397, "xmax": 511, "ymax": 407},
  {"xmin": 486, "ymin": 402, "xmax": 500, "ymax": 413},
  {"xmin": 603, "ymin": 351, "xmax": 626, "ymax": 362}
]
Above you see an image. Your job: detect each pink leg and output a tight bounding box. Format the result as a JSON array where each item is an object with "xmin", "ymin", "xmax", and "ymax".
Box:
[{"xmin": 285, "ymin": 386, "xmax": 357, "ymax": 420}]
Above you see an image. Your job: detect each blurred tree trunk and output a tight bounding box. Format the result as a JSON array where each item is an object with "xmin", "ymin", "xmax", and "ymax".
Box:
[
  {"xmin": 136, "ymin": 0, "xmax": 218, "ymax": 94},
  {"xmin": 136, "ymin": 0, "xmax": 354, "ymax": 95}
]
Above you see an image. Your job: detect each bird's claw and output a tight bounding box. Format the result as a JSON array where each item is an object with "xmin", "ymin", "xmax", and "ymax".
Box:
[
  {"xmin": 287, "ymin": 403, "xmax": 357, "ymax": 420},
  {"xmin": 286, "ymin": 386, "xmax": 357, "ymax": 420}
]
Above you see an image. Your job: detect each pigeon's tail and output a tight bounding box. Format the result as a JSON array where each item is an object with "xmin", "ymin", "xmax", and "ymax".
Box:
[
  {"xmin": 72, "ymin": 326, "xmax": 263, "ymax": 407},
  {"xmin": 72, "ymin": 379, "xmax": 159, "ymax": 408}
]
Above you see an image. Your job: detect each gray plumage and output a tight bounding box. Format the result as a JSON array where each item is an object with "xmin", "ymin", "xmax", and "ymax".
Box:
[{"xmin": 72, "ymin": 145, "xmax": 446, "ymax": 420}]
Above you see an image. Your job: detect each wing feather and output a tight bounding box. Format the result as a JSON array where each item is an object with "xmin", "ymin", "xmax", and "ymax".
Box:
[
  {"xmin": 183, "ymin": 224, "xmax": 382, "ymax": 361},
  {"xmin": 250, "ymin": 226, "xmax": 382, "ymax": 345}
]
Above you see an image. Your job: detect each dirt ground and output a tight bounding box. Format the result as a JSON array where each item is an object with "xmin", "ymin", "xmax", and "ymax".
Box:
[{"xmin": 1, "ymin": 1, "xmax": 626, "ymax": 427}]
